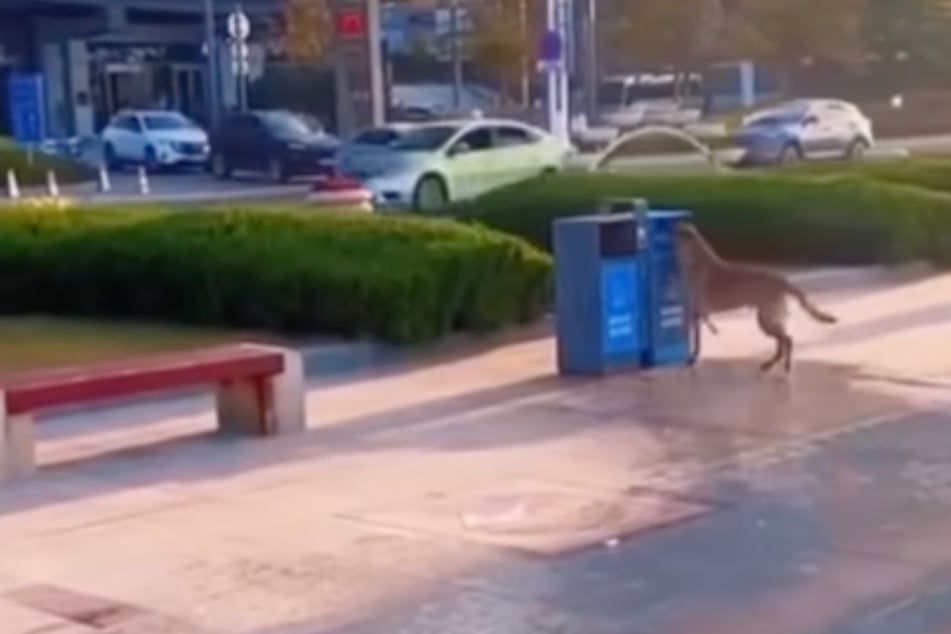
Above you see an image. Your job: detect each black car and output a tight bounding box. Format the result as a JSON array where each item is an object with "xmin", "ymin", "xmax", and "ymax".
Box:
[{"xmin": 209, "ymin": 110, "xmax": 339, "ymax": 182}]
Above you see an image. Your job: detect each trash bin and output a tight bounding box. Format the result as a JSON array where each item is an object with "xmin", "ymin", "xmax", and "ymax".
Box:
[
  {"xmin": 553, "ymin": 209, "xmax": 647, "ymax": 376},
  {"xmin": 643, "ymin": 209, "xmax": 693, "ymax": 367}
]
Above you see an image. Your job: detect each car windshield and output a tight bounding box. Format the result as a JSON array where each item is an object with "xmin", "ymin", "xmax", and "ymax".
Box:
[
  {"xmin": 353, "ymin": 127, "xmax": 402, "ymax": 146},
  {"xmin": 261, "ymin": 111, "xmax": 315, "ymax": 138},
  {"xmin": 390, "ymin": 125, "xmax": 460, "ymax": 151},
  {"xmin": 141, "ymin": 113, "xmax": 197, "ymax": 131}
]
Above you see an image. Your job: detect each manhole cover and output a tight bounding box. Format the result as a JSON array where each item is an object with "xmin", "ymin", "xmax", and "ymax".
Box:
[
  {"xmin": 459, "ymin": 492, "xmax": 626, "ymax": 535},
  {"xmin": 344, "ymin": 480, "xmax": 713, "ymax": 556}
]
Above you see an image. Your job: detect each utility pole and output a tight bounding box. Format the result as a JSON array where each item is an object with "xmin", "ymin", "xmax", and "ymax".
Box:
[
  {"xmin": 583, "ymin": 0, "xmax": 598, "ymax": 121},
  {"xmin": 367, "ymin": 0, "xmax": 386, "ymax": 125},
  {"xmin": 450, "ymin": 0, "xmax": 463, "ymax": 110},
  {"xmin": 203, "ymin": 0, "xmax": 220, "ymax": 127}
]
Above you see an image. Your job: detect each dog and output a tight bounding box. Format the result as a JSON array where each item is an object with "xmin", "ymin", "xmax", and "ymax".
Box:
[{"xmin": 674, "ymin": 222, "xmax": 837, "ymax": 372}]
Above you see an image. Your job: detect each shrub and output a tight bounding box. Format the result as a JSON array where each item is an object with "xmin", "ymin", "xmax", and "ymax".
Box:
[
  {"xmin": 779, "ymin": 157, "xmax": 951, "ymax": 195},
  {"xmin": 0, "ymin": 207, "xmax": 551, "ymax": 344},
  {"xmin": 443, "ymin": 171, "xmax": 951, "ymax": 266},
  {"xmin": 0, "ymin": 139, "xmax": 95, "ymax": 186}
]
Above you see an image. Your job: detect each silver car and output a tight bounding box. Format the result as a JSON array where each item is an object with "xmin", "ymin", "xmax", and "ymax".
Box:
[{"xmin": 733, "ymin": 99, "xmax": 875, "ymax": 166}]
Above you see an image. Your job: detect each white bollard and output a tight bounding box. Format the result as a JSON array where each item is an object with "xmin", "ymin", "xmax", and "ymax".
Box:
[
  {"xmin": 46, "ymin": 170, "xmax": 60, "ymax": 199},
  {"xmin": 137, "ymin": 166, "xmax": 150, "ymax": 196},
  {"xmin": 97, "ymin": 163, "xmax": 111, "ymax": 194},
  {"xmin": 6, "ymin": 169, "xmax": 20, "ymax": 200}
]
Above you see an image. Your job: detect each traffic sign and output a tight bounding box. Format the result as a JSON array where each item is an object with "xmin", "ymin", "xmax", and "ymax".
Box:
[
  {"xmin": 336, "ymin": 8, "xmax": 366, "ymax": 37},
  {"xmin": 7, "ymin": 73, "xmax": 46, "ymax": 145},
  {"xmin": 227, "ymin": 6, "xmax": 251, "ymax": 41},
  {"xmin": 539, "ymin": 30, "xmax": 563, "ymax": 64}
]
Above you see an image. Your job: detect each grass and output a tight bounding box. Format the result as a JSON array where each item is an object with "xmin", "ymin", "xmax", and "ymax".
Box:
[{"xmin": 0, "ymin": 316, "xmax": 255, "ymax": 375}]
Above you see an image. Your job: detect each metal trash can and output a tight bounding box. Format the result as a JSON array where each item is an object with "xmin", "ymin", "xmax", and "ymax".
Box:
[
  {"xmin": 553, "ymin": 209, "xmax": 648, "ymax": 375},
  {"xmin": 643, "ymin": 209, "xmax": 693, "ymax": 367}
]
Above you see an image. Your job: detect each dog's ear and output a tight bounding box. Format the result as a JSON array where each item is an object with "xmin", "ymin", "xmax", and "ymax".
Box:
[{"xmin": 675, "ymin": 222, "xmax": 698, "ymax": 240}]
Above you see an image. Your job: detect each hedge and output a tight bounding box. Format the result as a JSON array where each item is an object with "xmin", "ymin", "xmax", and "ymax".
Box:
[
  {"xmin": 780, "ymin": 157, "xmax": 951, "ymax": 195},
  {"xmin": 0, "ymin": 207, "xmax": 551, "ymax": 343},
  {"xmin": 443, "ymin": 171, "xmax": 951, "ymax": 266},
  {"xmin": 0, "ymin": 139, "xmax": 94, "ymax": 186}
]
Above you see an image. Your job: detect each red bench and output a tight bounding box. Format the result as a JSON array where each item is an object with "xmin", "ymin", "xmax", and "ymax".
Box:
[{"xmin": 0, "ymin": 343, "xmax": 305, "ymax": 482}]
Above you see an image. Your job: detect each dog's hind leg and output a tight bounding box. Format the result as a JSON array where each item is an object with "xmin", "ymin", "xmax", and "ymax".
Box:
[{"xmin": 757, "ymin": 303, "xmax": 792, "ymax": 373}]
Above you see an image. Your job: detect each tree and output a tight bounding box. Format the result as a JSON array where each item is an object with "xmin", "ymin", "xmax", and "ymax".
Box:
[
  {"xmin": 722, "ymin": 0, "xmax": 869, "ymax": 91},
  {"xmin": 864, "ymin": 0, "xmax": 951, "ymax": 79},
  {"xmin": 279, "ymin": 0, "xmax": 333, "ymax": 63},
  {"xmin": 469, "ymin": 0, "xmax": 546, "ymax": 105}
]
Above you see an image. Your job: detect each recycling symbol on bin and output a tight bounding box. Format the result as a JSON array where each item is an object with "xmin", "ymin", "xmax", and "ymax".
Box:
[
  {"xmin": 663, "ymin": 272, "xmax": 681, "ymax": 302},
  {"xmin": 609, "ymin": 273, "xmax": 630, "ymax": 310}
]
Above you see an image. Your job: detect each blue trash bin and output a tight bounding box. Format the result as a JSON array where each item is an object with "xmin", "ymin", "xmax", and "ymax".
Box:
[
  {"xmin": 643, "ymin": 209, "xmax": 693, "ymax": 367},
  {"xmin": 553, "ymin": 212, "xmax": 648, "ymax": 376}
]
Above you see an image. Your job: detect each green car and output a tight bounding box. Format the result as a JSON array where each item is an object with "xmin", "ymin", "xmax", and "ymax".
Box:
[{"xmin": 336, "ymin": 118, "xmax": 572, "ymax": 211}]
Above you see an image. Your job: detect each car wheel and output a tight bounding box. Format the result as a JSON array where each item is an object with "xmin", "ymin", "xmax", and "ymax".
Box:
[
  {"xmin": 103, "ymin": 143, "xmax": 119, "ymax": 170},
  {"xmin": 211, "ymin": 153, "xmax": 232, "ymax": 179},
  {"xmin": 845, "ymin": 138, "xmax": 869, "ymax": 162},
  {"xmin": 413, "ymin": 175, "xmax": 448, "ymax": 212},
  {"xmin": 268, "ymin": 156, "xmax": 288, "ymax": 183},
  {"xmin": 777, "ymin": 143, "xmax": 803, "ymax": 165},
  {"xmin": 144, "ymin": 146, "xmax": 161, "ymax": 173}
]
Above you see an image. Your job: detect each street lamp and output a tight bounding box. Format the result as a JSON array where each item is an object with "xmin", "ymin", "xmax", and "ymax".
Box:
[{"xmin": 203, "ymin": 0, "xmax": 221, "ymax": 127}]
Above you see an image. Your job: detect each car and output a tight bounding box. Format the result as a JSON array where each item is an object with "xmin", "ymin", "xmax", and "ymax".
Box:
[
  {"xmin": 733, "ymin": 99, "xmax": 874, "ymax": 166},
  {"xmin": 209, "ymin": 110, "xmax": 339, "ymax": 182},
  {"xmin": 336, "ymin": 118, "xmax": 571, "ymax": 211},
  {"xmin": 102, "ymin": 110, "xmax": 210, "ymax": 171}
]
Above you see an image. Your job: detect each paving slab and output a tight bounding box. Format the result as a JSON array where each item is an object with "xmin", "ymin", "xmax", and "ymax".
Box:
[{"xmin": 2, "ymin": 270, "xmax": 951, "ymax": 633}]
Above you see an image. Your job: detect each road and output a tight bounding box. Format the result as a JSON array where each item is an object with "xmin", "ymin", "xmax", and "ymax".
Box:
[{"xmin": 4, "ymin": 132, "xmax": 951, "ymax": 207}]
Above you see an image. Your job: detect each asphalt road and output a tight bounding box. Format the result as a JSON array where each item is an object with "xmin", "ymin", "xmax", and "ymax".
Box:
[{"xmin": 7, "ymin": 133, "xmax": 951, "ymax": 207}]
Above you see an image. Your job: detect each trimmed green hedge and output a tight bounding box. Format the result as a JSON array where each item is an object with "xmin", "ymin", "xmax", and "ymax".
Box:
[
  {"xmin": 0, "ymin": 207, "xmax": 551, "ymax": 343},
  {"xmin": 444, "ymin": 171, "xmax": 951, "ymax": 266},
  {"xmin": 0, "ymin": 140, "xmax": 94, "ymax": 186},
  {"xmin": 779, "ymin": 157, "xmax": 951, "ymax": 195}
]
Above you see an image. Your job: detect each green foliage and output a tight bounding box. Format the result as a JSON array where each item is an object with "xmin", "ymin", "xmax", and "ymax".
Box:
[
  {"xmin": 0, "ymin": 207, "xmax": 551, "ymax": 344},
  {"xmin": 442, "ymin": 170, "xmax": 951, "ymax": 267}
]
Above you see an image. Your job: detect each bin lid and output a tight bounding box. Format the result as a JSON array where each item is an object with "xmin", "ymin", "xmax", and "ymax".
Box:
[
  {"xmin": 647, "ymin": 209, "xmax": 691, "ymax": 220},
  {"xmin": 553, "ymin": 212, "xmax": 637, "ymax": 226}
]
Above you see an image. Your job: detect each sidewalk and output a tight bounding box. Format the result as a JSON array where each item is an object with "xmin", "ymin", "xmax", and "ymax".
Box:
[{"xmin": 2, "ymin": 268, "xmax": 951, "ymax": 633}]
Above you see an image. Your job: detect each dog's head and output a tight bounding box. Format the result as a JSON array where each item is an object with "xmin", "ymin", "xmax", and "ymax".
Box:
[{"xmin": 675, "ymin": 222, "xmax": 703, "ymax": 244}]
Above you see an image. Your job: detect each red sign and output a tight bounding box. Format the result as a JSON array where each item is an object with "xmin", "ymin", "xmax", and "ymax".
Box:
[{"xmin": 336, "ymin": 8, "xmax": 366, "ymax": 36}]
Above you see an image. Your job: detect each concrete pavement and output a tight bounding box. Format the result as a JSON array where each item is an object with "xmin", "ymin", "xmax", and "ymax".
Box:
[{"xmin": 2, "ymin": 267, "xmax": 951, "ymax": 633}]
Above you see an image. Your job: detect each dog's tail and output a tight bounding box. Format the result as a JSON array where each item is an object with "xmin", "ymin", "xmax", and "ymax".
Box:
[{"xmin": 784, "ymin": 281, "xmax": 838, "ymax": 324}]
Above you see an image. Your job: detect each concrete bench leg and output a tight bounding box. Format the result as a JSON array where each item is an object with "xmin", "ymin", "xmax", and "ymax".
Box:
[
  {"xmin": 215, "ymin": 347, "xmax": 306, "ymax": 437},
  {"xmin": 0, "ymin": 395, "xmax": 37, "ymax": 483}
]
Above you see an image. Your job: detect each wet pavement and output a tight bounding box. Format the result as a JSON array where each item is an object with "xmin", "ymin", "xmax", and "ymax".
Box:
[{"xmin": 319, "ymin": 408, "xmax": 951, "ymax": 634}]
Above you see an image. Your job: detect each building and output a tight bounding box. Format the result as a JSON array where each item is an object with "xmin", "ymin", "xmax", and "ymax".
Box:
[{"xmin": 0, "ymin": 0, "xmax": 277, "ymax": 139}]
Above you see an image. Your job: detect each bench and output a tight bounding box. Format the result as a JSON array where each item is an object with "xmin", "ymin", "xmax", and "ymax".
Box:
[{"xmin": 0, "ymin": 343, "xmax": 305, "ymax": 482}]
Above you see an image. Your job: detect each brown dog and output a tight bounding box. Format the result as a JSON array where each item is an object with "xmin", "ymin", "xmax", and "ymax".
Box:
[{"xmin": 675, "ymin": 222, "xmax": 837, "ymax": 372}]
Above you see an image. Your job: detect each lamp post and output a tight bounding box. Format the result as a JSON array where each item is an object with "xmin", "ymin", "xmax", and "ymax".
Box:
[{"xmin": 203, "ymin": 0, "xmax": 221, "ymax": 127}]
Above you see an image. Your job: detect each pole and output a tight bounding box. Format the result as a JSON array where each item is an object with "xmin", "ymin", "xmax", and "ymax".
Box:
[
  {"xmin": 583, "ymin": 0, "xmax": 598, "ymax": 121},
  {"xmin": 546, "ymin": 0, "xmax": 570, "ymax": 142},
  {"xmin": 450, "ymin": 0, "xmax": 463, "ymax": 110},
  {"xmin": 367, "ymin": 0, "xmax": 386, "ymax": 125},
  {"xmin": 203, "ymin": 0, "xmax": 220, "ymax": 127}
]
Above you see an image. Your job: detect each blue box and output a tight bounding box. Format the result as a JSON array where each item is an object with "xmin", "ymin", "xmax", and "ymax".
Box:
[
  {"xmin": 553, "ymin": 213, "xmax": 647, "ymax": 375},
  {"xmin": 643, "ymin": 209, "xmax": 693, "ymax": 367}
]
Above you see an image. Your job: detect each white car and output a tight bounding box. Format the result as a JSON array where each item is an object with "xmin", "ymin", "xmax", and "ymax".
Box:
[
  {"xmin": 102, "ymin": 110, "xmax": 210, "ymax": 170},
  {"xmin": 336, "ymin": 118, "xmax": 572, "ymax": 211}
]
